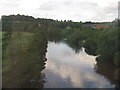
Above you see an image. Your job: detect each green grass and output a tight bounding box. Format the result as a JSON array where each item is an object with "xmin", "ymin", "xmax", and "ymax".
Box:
[
  {"xmin": 2, "ymin": 31, "xmax": 47, "ymax": 87},
  {"xmin": 3, "ymin": 32, "xmax": 34, "ymax": 73}
]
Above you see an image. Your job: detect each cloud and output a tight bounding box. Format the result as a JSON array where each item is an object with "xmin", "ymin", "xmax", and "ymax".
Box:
[
  {"xmin": 118, "ymin": 1, "xmax": 120, "ymax": 19},
  {"xmin": 0, "ymin": 0, "xmax": 119, "ymax": 22},
  {"xmin": 38, "ymin": 2, "xmax": 58, "ymax": 11}
]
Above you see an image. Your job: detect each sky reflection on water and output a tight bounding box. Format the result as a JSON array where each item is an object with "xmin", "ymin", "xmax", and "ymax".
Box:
[{"xmin": 44, "ymin": 42, "xmax": 114, "ymax": 88}]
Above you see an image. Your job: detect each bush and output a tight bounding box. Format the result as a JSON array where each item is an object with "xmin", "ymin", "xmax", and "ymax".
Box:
[{"xmin": 114, "ymin": 52, "xmax": 120, "ymax": 66}]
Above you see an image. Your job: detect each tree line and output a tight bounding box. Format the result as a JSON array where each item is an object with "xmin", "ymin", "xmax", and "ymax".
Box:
[{"xmin": 2, "ymin": 14, "xmax": 120, "ymax": 66}]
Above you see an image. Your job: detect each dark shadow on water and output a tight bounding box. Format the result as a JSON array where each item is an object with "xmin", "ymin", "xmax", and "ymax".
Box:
[
  {"xmin": 66, "ymin": 42, "xmax": 82, "ymax": 53},
  {"xmin": 94, "ymin": 61, "xmax": 120, "ymax": 88}
]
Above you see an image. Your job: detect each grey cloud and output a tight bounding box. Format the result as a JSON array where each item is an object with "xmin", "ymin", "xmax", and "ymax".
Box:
[
  {"xmin": 4, "ymin": 3, "xmax": 20, "ymax": 7},
  {"xmin": 34, "ymin": 0, "xmax": 117, "ymax": 22},
  {"xmin": 0, "ymin": 0, "xmax": 118, "ymax": 22},
  {"xmin": 99, "ymin": 5, "xmax": 118, "ymax": 21},
  {"xmin": 118, "ymin": 1, "xmax": 120, "ymax": 18},
  {"xmin": 64, "ymin": 1, "xmax": 98, "ymax": 8},
  {"xmin": 2, "ymin": 0, "xmax": 21, "ymax": 4},
  {"xmin": 38, "ymin": 2, "xmax": 58, "ymax": 11},
  {"xmin": 104, "ymin": 6, "xmax": 118, "ymax": 14},
  {"xmin": 38, "ymin": 0, "xmax": 99, "ymax": 11},
  {"xmin": 1, "ymin": 0, "xmax": 21, "ymax": 8}
]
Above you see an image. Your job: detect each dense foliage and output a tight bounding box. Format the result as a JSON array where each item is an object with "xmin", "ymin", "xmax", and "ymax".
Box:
[
  {"xmin": 2, "ymin": 14, "xmax": 119, "ymax": 67},
  {"xmin": 2, "ymin": 15, "xmax": 48, "ymax": 88}
]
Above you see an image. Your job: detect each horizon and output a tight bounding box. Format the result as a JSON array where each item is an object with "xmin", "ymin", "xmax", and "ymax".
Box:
[
  {"xmin": 0, "ymin": 14, "xmax": 117, "ymax": 23},
  {"xmin": 0, "ymin": 0, "xmax": 119, "ymax": 22}
]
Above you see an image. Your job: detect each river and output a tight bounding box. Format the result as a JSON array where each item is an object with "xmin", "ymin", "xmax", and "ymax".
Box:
[
  {"xmin": 3, "ymin": 39, "xmax": 118, "ymax": 88},
  {"xmin": 43, "ymin": 41, "xmax": 115, "ymax": 88}
]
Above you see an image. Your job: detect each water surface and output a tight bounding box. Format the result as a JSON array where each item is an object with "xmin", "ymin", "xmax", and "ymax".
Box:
[{"xmin": 44, "ymin": 41, "xmax": 114, "ymax": 88}]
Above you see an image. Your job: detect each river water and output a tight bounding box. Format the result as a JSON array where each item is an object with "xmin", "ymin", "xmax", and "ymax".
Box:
[{"xmin": 44, "ymin": 41, "xmax": 115, "ymax": 88}]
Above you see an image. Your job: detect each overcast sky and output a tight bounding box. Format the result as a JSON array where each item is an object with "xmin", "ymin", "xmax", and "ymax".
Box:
[{"xmin": 0, "ymin": 0, "xmax": 119, "ymax": 22}]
